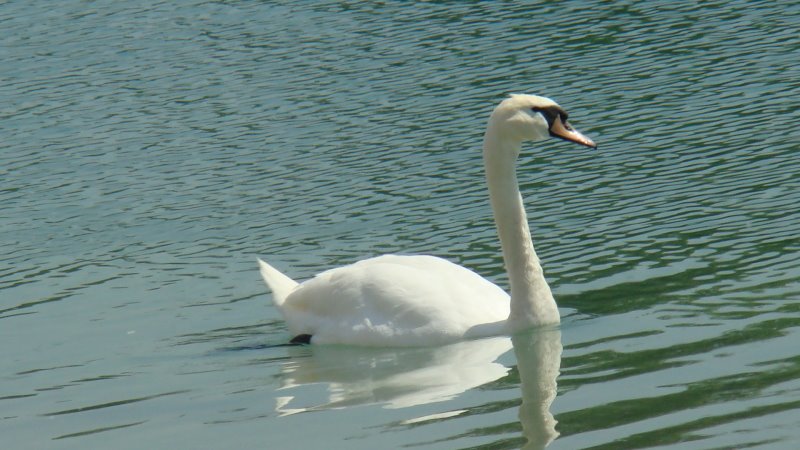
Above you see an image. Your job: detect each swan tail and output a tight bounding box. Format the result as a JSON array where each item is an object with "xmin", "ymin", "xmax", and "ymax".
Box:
[{"xmin": 257, "ymin": 258, "xmax": 299, "ymax": 307}]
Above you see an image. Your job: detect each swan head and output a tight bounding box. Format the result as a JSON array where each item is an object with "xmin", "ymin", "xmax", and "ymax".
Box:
[{"xmin": 488, "ymin": 94, "xmax": 596, "ymax": 149}]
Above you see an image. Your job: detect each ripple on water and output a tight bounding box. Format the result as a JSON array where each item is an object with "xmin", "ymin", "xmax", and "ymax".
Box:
[{"xmin": 2, "ymin": 0, "xmax": 799, "ymax": 448}]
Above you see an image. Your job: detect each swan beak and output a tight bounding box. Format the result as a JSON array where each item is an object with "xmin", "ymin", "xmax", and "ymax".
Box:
[{"xmin": 549, "ymin": 116, "xmax": 597, "ymax": 149}]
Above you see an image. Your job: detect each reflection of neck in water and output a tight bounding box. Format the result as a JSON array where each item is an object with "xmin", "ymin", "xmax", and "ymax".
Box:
[{"xmin": 513, "ymin": 327, "xmax": 562, "ymax": 450}]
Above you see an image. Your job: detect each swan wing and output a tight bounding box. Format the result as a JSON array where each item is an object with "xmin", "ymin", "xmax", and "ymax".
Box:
[{"xmin": 277, "ymin": 255, "xmax": 509, "ymax": 346}]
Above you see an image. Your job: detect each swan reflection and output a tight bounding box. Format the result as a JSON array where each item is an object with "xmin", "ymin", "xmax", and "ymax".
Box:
[
  {"xmin": 274, "ymin": 327, "xmax": 561, "ymax": 448},
  {"xmin": 514, "ymin": 327, "xmax": 562, "ymax": 450},
  {"xmin": 275, "ymin": 336, "xmax": 512, "ymax": 414}
]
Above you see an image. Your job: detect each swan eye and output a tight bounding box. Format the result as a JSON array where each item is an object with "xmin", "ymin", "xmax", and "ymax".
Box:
[
  {"xmin": 531, "ymin": 106, "xmax": 569, "ymax": 129},
  {"xmin": 531, "ymin": 107, "xmax": 556, "ymax": 126},
  {"xmin": 530, "ymin": 107, "xmax": 545, "ymax": 116}
]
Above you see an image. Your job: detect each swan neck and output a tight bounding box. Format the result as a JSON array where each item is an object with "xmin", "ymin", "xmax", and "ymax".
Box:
[{"xmin": 483, "ymin": 128, "xmax": 559, "ymax": 328}]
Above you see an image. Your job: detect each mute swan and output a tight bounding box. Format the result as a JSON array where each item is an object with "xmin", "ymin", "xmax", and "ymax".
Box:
[{"xmin": 258, "ymin": 94, "xmax": 596, "ymax": 346}]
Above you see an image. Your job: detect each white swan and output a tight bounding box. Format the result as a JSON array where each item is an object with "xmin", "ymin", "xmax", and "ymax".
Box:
[{"xmin": 258, "ymin": 94, "xmax": 596, "ymax": 346}]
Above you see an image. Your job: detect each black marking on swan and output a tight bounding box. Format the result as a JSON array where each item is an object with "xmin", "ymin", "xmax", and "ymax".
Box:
[{"xmin": 289, "ymin": 334, "xmax": 313, "ymax": 345}]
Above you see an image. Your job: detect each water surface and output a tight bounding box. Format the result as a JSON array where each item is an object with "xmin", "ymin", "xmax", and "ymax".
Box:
[{"xmin": 2, "ymin": 1, "xmax": 799, "ymax": 449}]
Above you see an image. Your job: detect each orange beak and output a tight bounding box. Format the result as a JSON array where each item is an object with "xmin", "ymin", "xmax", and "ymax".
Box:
[{"xmin": 549, "ymin": 116, "xmax": 597, "ymax": 149}]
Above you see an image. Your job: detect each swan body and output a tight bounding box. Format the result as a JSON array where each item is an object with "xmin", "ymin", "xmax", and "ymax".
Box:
[
  {"xmin": 260, "ymin": 255, "xmax": 509, "ymax": 346},
  {"xmin": 259, "ymin": 94, "xmax": 596, "ymax": 346}
]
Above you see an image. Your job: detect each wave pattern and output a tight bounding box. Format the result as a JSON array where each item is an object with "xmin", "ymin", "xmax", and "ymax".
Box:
[{"xmin": 2, "ymin": 0, "xmax": 799, "ymax": 448}]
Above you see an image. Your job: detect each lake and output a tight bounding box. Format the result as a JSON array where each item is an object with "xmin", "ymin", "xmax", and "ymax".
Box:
[{"xmin": 2, "ymin": 1, "xmax": 799, "ymax": 449}]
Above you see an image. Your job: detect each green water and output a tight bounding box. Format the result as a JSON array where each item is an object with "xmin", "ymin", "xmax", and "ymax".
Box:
[{"xmin": 2, "ymin": 1, "xmax": 799, "ymax": 449}]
